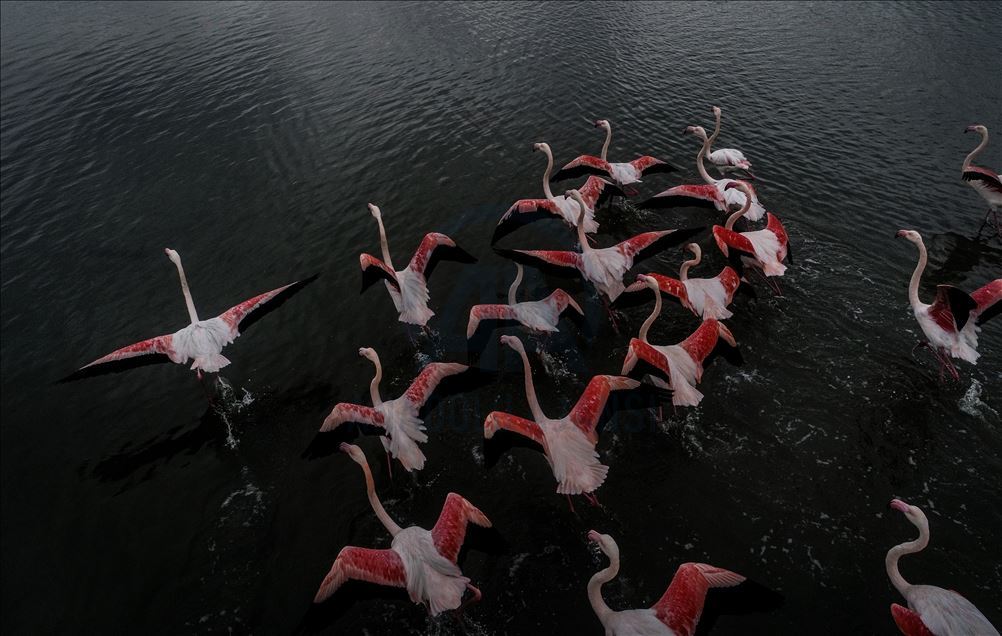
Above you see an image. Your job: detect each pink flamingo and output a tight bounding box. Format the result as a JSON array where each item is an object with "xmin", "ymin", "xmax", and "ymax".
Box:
[
  {"xmin": 885, "ymin": 499, "xmax": 999, "ymax": 636},
  {"xmin": 962, "ymin": 124, "xmax": 1002, "ymax": 236},
  {"xmin": 623, "ymin": 243, "xmax": 740, "ymax": 320},
  {"xmin": 705, "ymin": 106, "xmax": 755, "ymax": 177},
  {"xmin": 549, "ymin": 119, "xmax": 675, "ymax": 190},
  {"xmin": 896, "ymin": 229, "xmax": 1001, "ymax": 380},
  {"xmin": 641, "ymin": 123, "xmax": 766, "ymax": 221},
  {"xmin": 320, "ymin": 348, "xmax": 467, "ymax": 473},
  {"xmin": 712, "ymin": 181, "xmax": 790, "ymax": 294},
  {"xmin": 466, "ymin": 264, "xmax": 583, "ymax": 338},
  {"xmin": 314, "ymin": 443, "xmax": 491, "ymax": 615},
  {"xmin": 504, "ymin": 189, "xmax": 691, "ymax": 303},
  {"xmin": 359, "ymin": 203, "xmax": 475, "ymax": 327},
  {"xmin": 79, "ymin": 248, "xmax": 299, "ymax": 380},
  {"xmin": 621, "ymin": 275, "xmax": 737, "ymax": 407},
  {"xmin": 493, "ymin": 142, "xmax": 619, "ymax": 243},
  {"xmin": 483, "ymin": 335, "xmax": 639, "ymax": 507},
  {"xmin": 587, "ymin": 530, "xmax": 746, "ymax": 636}
]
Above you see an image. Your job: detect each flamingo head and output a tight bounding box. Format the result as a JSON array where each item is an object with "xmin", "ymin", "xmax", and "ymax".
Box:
[
  {"xmin": 683, "ymin": 125, "xmax": 708, "ymax": 140},
  {"xmin": 164, "ymin": 248, "xmax": 181, "ymax": 265},
  {"xmin": 499, "ymin": 334, "xmax": 525, "ymax": 354},
  {"xmin": 724, "ymin": 180, "xmax": 752, "ymax": 197},
  {"xmin": 712, "ymin": 105, "xmax": 722, "ymax": 117},
  {"xmin": 367, "ymin": 203, "xmax": 381, "ymax": 220},
  {"xmin": 358, "ymin": 347, "xmax": 379, "ymax": 365},
  {"xmin": 587, "ymin": 530, "xmax": 619, "ymax": 560},
  {"xmin": 564, "ymin": 189, "xmax": 586, "ymax": 206},
  {"xmin": 483, "ymin": 412, "xmax": 502, "ymax": 439},
  {"xmin": 532, "ymin": 142, "xmax": 551, "ymax": 156},
  {"xmin": 895, "ymin": 229, "xmax": 921, "ymax": 244},
  {"xmin": 889, "ymin": 498, "xmax": 928, "ymax": 529},
  {"xmin": 339, "ymin": 442, "xmax": 367, "ymax": 466},
  {"xmin": 594, "ymin": 119, "xmax": 611, "ymax": 130},
  {"xmin": 637, "ymin": 274, "xmax": 659, "ymax": 291},
  {"xmin": 965, "ymin": 124, "xmax": 987, "ymax": 135}
]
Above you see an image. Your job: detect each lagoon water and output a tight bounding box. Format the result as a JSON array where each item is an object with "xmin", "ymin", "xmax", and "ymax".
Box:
[{"xmin": 2, "ymin": 2, "xmax": 1000, "ymax": 633}]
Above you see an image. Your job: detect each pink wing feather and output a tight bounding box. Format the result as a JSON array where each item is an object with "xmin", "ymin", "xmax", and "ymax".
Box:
[
  {"xmin": 431, "ymin": 492, "xmax": 492, "ymax": 563},
  {"xmin": 567, "ymin": 375, "xmax": 640, "ymax": 443},
  {"xmin": 404, "ymin": 362, "xmax": 468, "ymax": 409},
  {"xmin": 652, "ymin": 562, "xmax": 746, "ymax": 636},
  {"xmin": 313, "ymin": 546, "xmax": 406, "ymax": 603},
  {"xmin": 218, "ymin": 281, "xmax": 298, "ymax": 337},
  {"xmin": 511, "ymin": 249, "xmax": 583, "ymax": 271},
  {"xmin": 320, "ymin": 403, "xmax": 385, "ymax": 433},
  {"xmin": 483, "ymin": 411, "xmax": 547, "ymax": 447},
  {"xmin": 617, "ymin": 230, "xmax": 675, "ymax": 259},
  {"xmin": 890, "ymin": 603, "xmax": 935, "ymax": 636},
  {"xmin": 81, "ymin": 334, "xmax": 175, "ymax": 369},
  {"xmin": 408, "ymin": 232, "xmax": 457, "ymax": 276}
]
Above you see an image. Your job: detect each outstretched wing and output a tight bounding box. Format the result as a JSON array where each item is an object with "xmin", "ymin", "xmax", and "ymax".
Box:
[
  {"xmin": 504, "ymin": 249, "xmax": 583, "ymax": 273},
  {"xmin": 313, "ymin": 546, "xmax": 406, "ymax": 603},
  {"xmin": 962, "ymin": 166, "xmax": 1002, "ymax": 193},
  {"xmin": 405, "ymin": 362, "xmax": 469, "ymax": 409},
  {"xmin": 320, "ymin": 403, "xmax": 385, "ymax": 433},
  {"xmin": 567, "ymin": 375, "xmax": 640, "ymax": 443},
  {"xmin": 928, "ymin": 285, "xmax": 977, "ymax": 333},
  {"xmin": 629, "ymin": 155, "xmax": 676, "ymax": 176},
  {"xmin": 577, "ymin": 175, "xmax": 621, "ymax": 209},
  {"xmin": 408, "ymin": 232, "xmax": 476, "ymax": 279},
  {"xmin": 483, "ymin": 411, "xmax": 547, "ymax": 447},
  {"xmin": 618, "ymin": 228, "xmax": 703, "ymax": 265},
  {"xmin": 679, "ymin": 319, "xmax": 724, "ymax": 365},
  {"xmin": 80, "ymin": 334, "xmax": 174, "ymax": 369},
  {"xmin": 712, "ymin": 225, "xmax": 758, "ymax": 259},
  {"xmin": 359, "ymin": 253, "xmax": 400, "ymax": 292},
  {"xmin": 467, "ymin": 304, "xmax": 520, "ymax": 338},
  {"xmin": 550, "ymin": 155, "xmax": 611, "ymax": 182},
  {"xmin": 623, "ymin": 273, "xmax": 688, "ymax": 302},
  {"xmin": 639, "ymin": 184, "xmax": 724, "ymax": 210},
  {"xmin": 217, "ymin": 281, "xmax": 299, "ymax": 338},
  {"xmin": 431, "ymin": 492, "xmax": 492, "ymax": 563},
  {"xmin": 972, "ymin": 278, "xmax": 1002, "ymax": 326},
  {"xmin": 652, "ymin": 562, "xmax": 746, "ymax": 636},
  {"xmin": 492, "ymin": 199, "xmax": 563, "ymax": 244}
]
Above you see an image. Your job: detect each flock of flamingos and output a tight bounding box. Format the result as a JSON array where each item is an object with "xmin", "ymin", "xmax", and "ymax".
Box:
[{"xmin": 75, "ymin": 109, "xmax": 1000, "ymax": 634}]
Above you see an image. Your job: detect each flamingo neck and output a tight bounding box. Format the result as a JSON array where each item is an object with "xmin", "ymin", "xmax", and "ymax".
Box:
[
  {"xmin": 600, "ymin": 125, "xmax": 612, "ymax": 162},
  {"xmin": 908, "ymin": 239, "xmax": 927, "ymax": 309},
  {"xmin": 368, "ymin": 359, "xmax": 383, "ymax": 407},
  {"xmin": 885, "ymin": 516, "xmax": 929, "ymax": 597},
  {"xmin": 171, "ymin": 257, "xmax": 199, "ymax": 324},
  {"xmin": 696, "ymin": 132, "xmax": 715, "ymax": 185},
  {"xmin": 508, "ymin": 264, "xmax": 524, "ymax": 305},
  {"xmin": 587, "ymin": 554, "xmax": 618, "ymax": 624},
  {"xmin": 638, "ymin": 283, "xmax": 661, "ymax": 343},
  {"xmin": 963, "ymin": 129, "xmax": 988, "ymax": 171},
  {"xmin": 709, "ymin": 110, "xmax": 722, "ymax": 149},
  {"xmin": 375, "ymin": 215, "xmax": 395, "ymax": 271},
  {"xmin": 575, "ymin": 199, "xmax": 591, "ymax": 253},
  {"xmin": 359, "ymin": 457, "xmax": 402, "ymax": 536},
  {"xmin": 514, "ymin": 345, "xmax": 546, "ymax": 422},
  {"xmin": 724, "ymin": 195, "xmax": 750, "ymax": 230},
  {"xmin": 542, "ymin": 147, "xmax": 555, "ymax": 200},
  {"xmin": 680, "ymin": 253, "xmax": 701, "ymax": 281}
]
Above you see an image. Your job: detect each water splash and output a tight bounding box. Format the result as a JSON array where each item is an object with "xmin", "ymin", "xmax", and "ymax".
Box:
[
  {"xmin": 958, "ymin": 379, "xmax": 997, "ymax": 419},
  {"xmin": 212, "ymin": 376, "xmax": 255, "ymax": 449}
]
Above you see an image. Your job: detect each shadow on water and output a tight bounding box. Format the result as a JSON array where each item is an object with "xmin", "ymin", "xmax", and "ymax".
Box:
[{"xmin": 695, "ymin": 580, "xmax": 786, "ymax": 636}]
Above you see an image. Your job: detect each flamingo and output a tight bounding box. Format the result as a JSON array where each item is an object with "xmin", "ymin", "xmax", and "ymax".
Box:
[
  {"xmin": 359, "ymin": 203, "xmax": 475, "ymax": 327},
  {"xmin": 895, "ymin": 229, "xmax": 1001, "ymax": 379},
  {"xmin": 482, "ymin": 335, "xmax": 639, "ymax": 506},
  {"xmin": 466, "ymin": 264, "xmax": 583, "ymax": 338},
  {"xmin": 492, "ymin": 142, "xmax": 621, "ymax": 244},
  {"xmin": 712, "ymin": 181, "xmax": 789, "ymax": 294},
  {"xmin": 885, "ymin": 499, "xmax": 999, "ymax": 636},
  {"xmin": 313, "ymin": 443, "xmax": 491, "ymax": 615},
  {"xmin": 78, "ymin": 248, "xmax": 301, "ymax": 380},
  {"xmin": 319, "ymin": 348, "xmax": 468, "ymax": 473},
  {"xmin": 623, "ymin": 243, "xmax": 740, "ymax": 320},
  {"xmin": 962, "ymin": 124, "xmax": 1002, "ymax": 236},
  {"xmin": 549, "ymin": 119, "xmax": 676, "ymax": 190},
  {"xmin": 621, "ymin": 275, "xmax": 737, "ymax": 407},
  {"xmin": 587, "ymin": 530, "xmax": 747, "ymax": 636},
  {"xmin": 501, "ymin": 189, "xmax": 694, "ymax": 304},
  {"xmin": 641, "ymin": 125, "xmax": 767, "ymax": 222},
  {"xmin": 705, "ymin": 106, "xmax": 755, "ymax": 177}
]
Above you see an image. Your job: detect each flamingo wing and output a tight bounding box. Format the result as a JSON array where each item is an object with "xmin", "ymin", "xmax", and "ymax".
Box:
[
  {"xmin": 962, "ymin": 166, "xmax": 1002, "ymax": 193},
  {"xmin": 639, "ymin": 184, "xmax": 725, "ymax": 210},
  {"xmin": 431, "ymin": 492, "xmax": 492, "ymax": 563},
  {"xmin": 619, "ymin": 228, "xmax": 702, "ymax": 265},
  {"xmin": 621, "ymin": 338, "xmax": 671, "ymax": 380},
  {"xmin": 928, "ymin": 285, "xmax": 977, "ymax": 332},
  {"xmin": 712, "ymin": 225, "xmax": 758, "ymax": 258},
  {"xmin": 483, "ymin": 411, "xmax": 546, "ymax": 448},
  {"xmin": 492, "ymin": 198, "xmax": 563, "ymax": 244},
  {"xmin": 313, "ymin": 546, "xmax": 407, "ymax": 603},
  {"xmin": 765, "ymin": 213, "xmax": 791, "ymax": 263},
  {"xmin": 623, "ymin": 273, "xmax": 689, "ymax": 302},
  {"xmin": 80, "ymin": 334, "xmax": 175, "ymax": 369},
  {"xmin": 577, "ymin": 175, "xmax": 623, "ymax": 208},
  {"xmin": 404, "ymin": 362, "xmax": 469, "ymax": 409},
  {"xmin": 550, "ymin": 154, "xmax": 611, "ymax": 182},
  {"xmin": 629, "ymin": 155, "xmax": 676, "ymax": 176},
  {"xmin": 467, "ymin": 303, "xmax": 521, "ymax": 338},
  {"xmin": 567, "ymin": 375, "xmax": 640, "ymax": 443},
  {"xmin": 408, "ymin": 232, "xmax": 476, "ymax": 279},
  {"xmin": 890, "ymin": 604, "xmax": 935, "ymax": 636},
  {"xmin": 652, "ymin": 562, "xmax": 746, "ymax": 636},
  {"xmin": 217, "ymin": 281, "xmax": 300, "ymax": 338},
  {"xmin": 972, "ymin": 278, "xmax": 1002, "ymax": 326},
  {"xmin": 359, "ymin": 253, "xmax": 400, "ymax": 292},
  {"xmin": 504, "ymin": 249, "xmax": 583, "ymax": 273},
  {"xmin": 679, "ymin": 319, "xmax": 722, "ymax": 364},
  {"xmin": 320, "ymin": 403, "xmax": 385, "ymax": 433}
]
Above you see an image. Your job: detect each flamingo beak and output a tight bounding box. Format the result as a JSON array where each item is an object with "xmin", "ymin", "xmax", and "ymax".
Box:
[
  {"xmin": 889, "ymin": 499, "xmax": 910, "ymax": 513},
  {"xmin": 895, "ymin": 230, "xmax": 907, "ymax": 238},
  {"xmin": 964, "ymin": 125, "xmax": 975, "ymax": 133}
]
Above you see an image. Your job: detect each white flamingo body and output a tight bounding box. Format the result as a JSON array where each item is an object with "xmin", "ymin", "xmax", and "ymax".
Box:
[
  {"xmin": 962, "ymin": 125, "xmax": 1002, "ymax": 210},
  {"xmin": 706, "ymin": 106, "xmax": 754, "ymax": 175},
  {"xmin": 738, "ymin": 228, "xmax": 787, "ymax": 276},
  {"xmin": 466, "ymin": 264, "xmax": 583, "ymax": 337},
  {"xmin": 607, "ymin": 161, "xmax": 644, "ymax": 187},
  {"xmin": 551, "ymin": 120, "xmax": 674, "ymax": 189},
  {"xmin": 387, "ymin": 266, "xmax": 433, "ymax": 325},
  {"xmin": 391, "ymin": 526, "xmax": 469, "ymax": 615},
  {"xmin": 540, "ymin": 416, "xmax": 609, "ymax": 496},
  {"xmin": 167, "ymin": 318, "xmax": 235, "ymax": 373},
  {"xmin": 682, "ymin": 278, "xmax": 733, "ymax": 321},
  {"xmin": 373, "ymin": 394, "xmax": 429, "ymax": 470},
  {"xmin": 913, "ymin": 303, "xmax": 979, "ymax": 364},
  {"xmin": 582, "ymin": 246, "xmax": 631, "ymax": 301}
]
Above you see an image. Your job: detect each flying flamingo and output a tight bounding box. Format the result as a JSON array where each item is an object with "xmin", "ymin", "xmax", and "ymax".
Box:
[
  {"xmin": 705, "ymin": 106, "xmax": 755, "ymax": 177},
  {"xmin": 549, "ymin": 119, "xmax": 675, "ymax": 191},
  {"xmin": 712, "ymin": 181, "xmax": 789, "ymax": 294},
  {"xmin": 501, "ymin": 189, "xmax": 694, "ymax": 305},
  {"xmin": 895, "ymin": 229, "xmax": 1001, "ymax": 379},
  {"xmin": 641, "ymin": 125, "xmax": 767, "ymax": 221},
  {"xmin": 313, "ymin": 443, "xmax": 491, "ymax": 615},
  {"xmin": 962, "ymin": 124, "xmax": 1002, "ymax": 237},
  {"xmin": 483, "ymin": 335, "xmax": 639, "ymax": 507},
  {"xmin": 466, "ymin": 264, "xmax": 583, "ymax": 338},
  {"xmin": 319, "ymin": 348, "xmax": 468, "ymax": 473},
  {"xmin": 885, "ymin": 499, "xmax": 999, "ymax": 636},
  {"xmin": 587, "ymin": 530, "xmax": 747, "ymax": 636},
  {"xmin": 359, "ymin": 203, "xmax": 475, "ymax": 327},
  {"xmin": 623, "ymin": 243, "xmax": 740, "ymax": 320},
  {"xmin": 621, "ymin": 275, "xmax": 737, "ymax": 407},
  {"xmin": 79, "ymin": 248, "xmax": 300, "ymax": 380},
  {"xmin": 492, "ymin": 142, "xmax": 620, "ymax": 244}
]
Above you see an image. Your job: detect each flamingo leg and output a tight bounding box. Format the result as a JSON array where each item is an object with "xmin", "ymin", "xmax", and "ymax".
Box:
[
  {"xmin": 386, "ymin": 451, "xmax": 394, "ymax": 481},
  {"xmin": 602, "ymin": 297, "xmax": 621, "ymax": 334},
  {"xmin": 584, "ymin": 492, "xmax": 602, "ymax": 508},
  {"xmin": 566, "ymin": 494, "xmax": 576, "ymax": 514}
]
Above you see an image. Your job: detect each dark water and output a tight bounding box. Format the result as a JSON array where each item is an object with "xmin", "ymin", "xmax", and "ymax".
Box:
[{"xmin": 2, "ymin": 2, "xmax": 1000, "ymax": 633}]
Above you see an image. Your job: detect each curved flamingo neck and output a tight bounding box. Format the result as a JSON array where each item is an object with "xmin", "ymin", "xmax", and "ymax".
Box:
[
  {"xmin": 885, "ymin": 514, "xmax": 930, "ymax": 597},
  {"xmin": 508, "ymin": 264, "xmax": 524, "ymax": 305},
  {"xmin": 513, "ymin": 344, "xmax": 546, "ymax": 422},
  {"xmin": 541, "ymin": 146, "xmax": 555, "ymax": 200},
  {"xmin": 908, "ymin": 238, "xmax": 927, "ymax": 309},
  {"xmin": 709, "ymin": 109, "xmax": 722, "ymax": 148},
  {"xmin": 963, "ymin": 129, "xmax": 988, "ymax": 171},
  {"xmin": 358, "ymin": 457, "xmax": 402, "ymax": 536},
  {"xmin": 171, "ymin": 256, "xmax": 199, "ymax": 324},
  {"xmin": 574, "ymin": 196, "xmax": 591, "ymax": 253},
  {"xmin": 588, "ymin": 551, "xmax": 618, "ymax": 623},
  {"xmin": 638, "ymin": 281, "xmax": 662, "ymax": 343},
  {"xmin": 374, "ymin": 215, "xmax": 395, "ymax": 271},
  {"xmin": 696, "ymin": 132, "xmax": 716, "ymax": 185},
  {"xmin": 600, "ymin": 125, "xmax": 612, "ymax": 162},
  {"xmin": 680, "ymin": 249, "xmax": 701, "ymax": 281},
  {"xmin": 725, "ymin": 191, "xmax": 751, "ymax": 230},
  {"xmin": 368, "ymin": 357, "xmax": 383, "ymax": 406}
]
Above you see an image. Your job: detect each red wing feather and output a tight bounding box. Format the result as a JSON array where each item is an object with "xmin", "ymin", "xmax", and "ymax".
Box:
[
  {"xmin": 567, "ymin": 375, "xmax": 640, "ymax": 443},
  {"xmin": 679, "ymin": 320, "xmax": 720, "ymax": 364},
  {"xmin": 218, "ymin": 282, "xmax": 298, "ymax": 336},
  {"xmin": 629, "ymin": 155, "xmax": 668, "ymax": 174},
  {"xmin": 81, "ymin": 334, "xmax": 174, "ymax": 369},
  {"xmin": 313, "ymin": 546, "xmax": 406, "ymax": 603},
  {"xmin": 511, "ymin": 249, "xmax": 583, "ymax": 271},
  {"xmin": 404, "ymin": 362, "xmax": 468, "ymax": 409},
  {"xmin": 483, "ymin": 411, "xmax": 547, "ymax": 447},
  {"xmin": 431, "ymin": 492, "xmax": 492, "ymax": 563},
  {"xmin": 408, "ymin": 232, "xmax": 456, "ymax": 275},
  {"xmin": 652, "ymin": 563, "xmax": 745, "ymax": 636},
  {"xmin": 890, "ymin": 603, "xmax": 935, "ymax": 636},
  {"xmin": 928, "ymin": 285, "xmax": 977, "ymax": 333},
  {"xmin": 576, "ymin": 176, "xmax": 613, "ymax": 209},
  {"xmin": 618, "ymin": 230, "xmax": 675, "ymax": 259},
  {"xmin": 972, "ymin": 278, "xmax": 1001, "ymax": 325},
  {"xmin": 962, "ymin": 166, "xmax": 1002, "ymax": 193},
  {"xmin": 712, "ymin": 225, "xmax": 758, "ymax": 257}
]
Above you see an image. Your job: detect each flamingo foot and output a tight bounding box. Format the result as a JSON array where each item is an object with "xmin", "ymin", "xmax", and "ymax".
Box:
[
  {"xmin": 584, "ymin": 492, "xmax": 602, "ymax": 508},
  {"xmin": 457, "ymin": 583, "xmax": 482, "ymax": 613}
]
